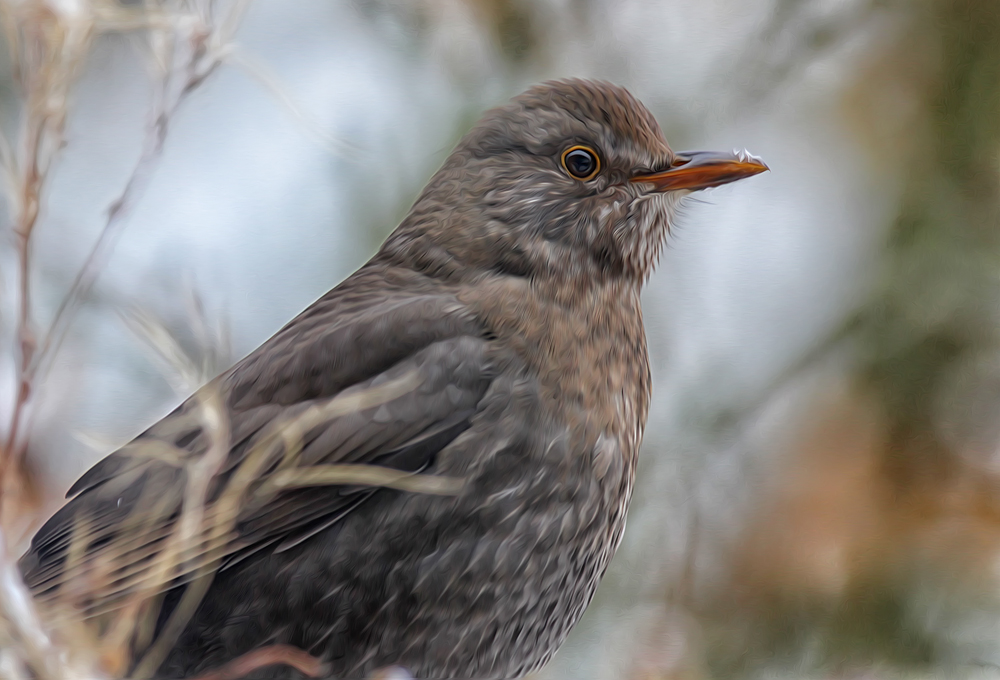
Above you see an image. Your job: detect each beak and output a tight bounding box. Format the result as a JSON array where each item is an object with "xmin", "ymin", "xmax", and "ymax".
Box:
[{"xmin": 630, "ymin": 149, "xmax": 768, "ymax": 192}]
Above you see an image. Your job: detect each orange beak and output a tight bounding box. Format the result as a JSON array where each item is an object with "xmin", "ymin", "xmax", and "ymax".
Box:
[{"xmin": 630, "ymin": 149, "xmax": 768, "ymax": 192}]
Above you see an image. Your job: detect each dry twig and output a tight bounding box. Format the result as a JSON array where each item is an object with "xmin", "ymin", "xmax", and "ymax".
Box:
[
  {"xmin": 0, "ymin": 1, "xmax": 249, "ymax": 677},
  {"xmin": 187, "ymin": 644, "xmax": 327, "ymax": 680},
  {"xmin": 0, "ymin": 4, "xmax": 457, "ymax": 679}
]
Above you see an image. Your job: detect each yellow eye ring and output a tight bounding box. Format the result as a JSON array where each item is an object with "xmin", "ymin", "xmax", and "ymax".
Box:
[{"xmin": 561, "ymin": 145, "xmax": 601, "ymax": 181}]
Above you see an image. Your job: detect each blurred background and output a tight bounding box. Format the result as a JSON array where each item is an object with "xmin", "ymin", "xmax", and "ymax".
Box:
[{"xmin": 2, "ymin": 0, "xmax": 1000, "ymax": 678}]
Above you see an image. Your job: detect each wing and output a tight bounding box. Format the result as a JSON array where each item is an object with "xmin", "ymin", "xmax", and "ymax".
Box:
[{"xmin": 20, "ymin": 271, "xmax": 494, "ymax": 617}]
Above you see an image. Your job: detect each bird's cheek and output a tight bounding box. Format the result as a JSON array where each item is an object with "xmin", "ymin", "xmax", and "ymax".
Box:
[{"xmin": 595, "ymin": 197, "xmax": 630, "ymax": 236}]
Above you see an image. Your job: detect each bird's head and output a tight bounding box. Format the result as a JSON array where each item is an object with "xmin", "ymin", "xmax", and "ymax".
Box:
[{"xmin": 382, "ymin": 79, "xmax": 767, "ymax": 285}]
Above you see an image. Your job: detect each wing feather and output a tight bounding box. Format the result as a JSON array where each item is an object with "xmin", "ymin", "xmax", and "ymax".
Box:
[{"xmin": 20, "ymin": 287, "xmax": 493, "ymax": 622}]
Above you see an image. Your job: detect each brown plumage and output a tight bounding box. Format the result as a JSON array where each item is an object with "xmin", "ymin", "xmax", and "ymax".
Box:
[{"xmin": 20, "ymin": 79, "xmax": 766, "ymax": 679}]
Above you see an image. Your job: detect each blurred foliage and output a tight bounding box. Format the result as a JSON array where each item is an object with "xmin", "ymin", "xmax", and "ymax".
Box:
[
  {"xmin": 859, "ymin": 0, "xmax": 1000, "ymax": 452},
  {"xmin": 688, "ymin": 0, "xmax": 1000, "ymax": 676}
]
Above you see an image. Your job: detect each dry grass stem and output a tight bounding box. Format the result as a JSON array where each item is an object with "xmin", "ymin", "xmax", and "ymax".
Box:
[
  {"xmin": 224, "ymin": 47, "xmax": 356, "ymax": 157},
  {"xmin": 267, "ymin": 463, "xmax": 465, "ymax": 496},
  {"xmin": 29, "ymin": 0, "xmax": 250, "ymax": 397},
  {"xmin": 0, "ymin": 1, "xmax": 249, "ymax": 677},
  {"xmin": 0, "ymin": 529, "xmax": 99, "ymax": 680},
  {"xmin": 0, "ymin": 3, "xmax": 461, "ymax": 678},
  {"xmin": 0, "ymin": 0, "xmax": 97, "ymax": 534},
  {"xmin": 26, "ymin": 333, "xmax": 461, "ymax": 677},
  {"xmin": 186, "ymin": 644, "xmax": 327, "ymax": 680}
]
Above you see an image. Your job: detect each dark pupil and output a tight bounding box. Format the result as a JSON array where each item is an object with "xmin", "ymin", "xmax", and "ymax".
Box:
[{"xmin": 566, "ymin": 149, "xmax": 596, "ymax": 178}]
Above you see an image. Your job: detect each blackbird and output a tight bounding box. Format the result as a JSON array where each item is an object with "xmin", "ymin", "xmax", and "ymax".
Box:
[{"xmin": 20, "ymin": 79, "xmax": 766, "ymax": 679}]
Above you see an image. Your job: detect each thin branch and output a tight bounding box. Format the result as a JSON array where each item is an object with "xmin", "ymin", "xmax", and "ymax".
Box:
[
  {"xmin": 224, "ymin": 47, "xmax": 357, "ymax": 157},
  {"xmin": 267, "ymin": 463, "xmax": 465, "ymax": 496},
  {"xmin": 27, "ymin": 2, "xmax": 240, "ymax": 392},
  {"xmin": 0, "ymin": 2, "xmax": 252, "ymax": 677},
  {"xmin": 187, "ymin": 644, "xmax": 327, "ymax": 680},
  {"xmin": 0, "ymin": 0, "xmax": 95, "ymax": 531}
]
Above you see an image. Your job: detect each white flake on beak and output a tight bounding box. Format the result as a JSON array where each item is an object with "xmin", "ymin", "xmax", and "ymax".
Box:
[{"xmin": 733, "ymin": 148, "xmax": 763, "ymax": 165}]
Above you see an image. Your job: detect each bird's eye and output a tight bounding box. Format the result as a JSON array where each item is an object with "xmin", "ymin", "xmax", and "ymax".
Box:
[{"xmin": 561, "ymin": 146, "xmax": 601, "ymax": 181}]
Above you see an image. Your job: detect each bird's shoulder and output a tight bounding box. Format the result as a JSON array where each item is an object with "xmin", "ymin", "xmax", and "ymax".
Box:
[
  {"xmin": 65, "ymin": 263, "xmax": 494, "ymax": 497},
  {"xmin": 225, "ymin": 263, "xmax": 487, "ymax": 409},
  {"xmin": 21, "ymin": 263, "xmax": 509, "ymax": 593}
]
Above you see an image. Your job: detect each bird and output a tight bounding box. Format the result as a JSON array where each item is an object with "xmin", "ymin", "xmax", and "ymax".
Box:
[{"xmin": 19, "ymin": 79, "xmax": 767, "ymax": 679}]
